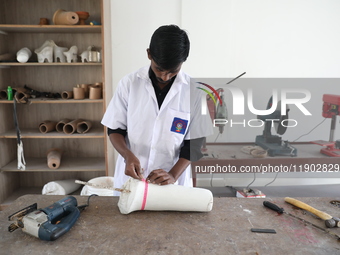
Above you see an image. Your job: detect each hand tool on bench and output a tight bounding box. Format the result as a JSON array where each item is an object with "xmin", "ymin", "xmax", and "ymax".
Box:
[
  {"xmin": 285, "ymin": 197, "xmax": 340, "ymax": 228},
  {"xmin": 8, "ymin": 195, "xmax": 96, "ymax": 241},
  {"xmin": 263, "ymin": 201, "xmax": 340, "ymax": 241}
]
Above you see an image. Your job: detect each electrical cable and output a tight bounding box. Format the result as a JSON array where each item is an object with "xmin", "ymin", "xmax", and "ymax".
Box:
[
  {"xmin": 77, "ymin": 194, "xmax": 98, "ymax": 211},
  {"xmin": 292, "ymin": 117, "xmax": 327, "ymax": 142},
  {"xmin": 264, "ymin": 117, "xmax": 328, "ymax": 187},
  {"xmin": 214, "ymin": 132, "xmax": 220, "ymax": 142},
  {"xmin": 246, "ymin": 172, "xmax": 256, "ymax": 190},
  {"xmin": 264, "ymin": 172, "xmax": 279, "ymax": 187}
]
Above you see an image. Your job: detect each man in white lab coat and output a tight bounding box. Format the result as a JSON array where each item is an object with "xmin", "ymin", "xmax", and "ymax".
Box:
[{"xmin": 102, "ymin": 25, "xmax": 213, "ymax": 196}]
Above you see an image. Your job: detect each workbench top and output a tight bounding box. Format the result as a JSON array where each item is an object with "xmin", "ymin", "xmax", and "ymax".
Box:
[{"xmin": 1, "ymin": 195, "xmax": 340, "ymax": 254}]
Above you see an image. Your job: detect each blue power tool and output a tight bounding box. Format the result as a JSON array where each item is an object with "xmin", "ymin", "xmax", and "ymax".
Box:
[{"xmin": 8, "ymin": 196, "xmax": 81, "ymax": 241}]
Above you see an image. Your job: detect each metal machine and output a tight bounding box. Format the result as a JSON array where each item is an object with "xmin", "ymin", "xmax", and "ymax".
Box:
[
  {"xmin": 312, "ymin": 94, "xmax": 340, "ymax": 157},
  {"xmin": 8, "ymin": 196, "xmax": 80, "ymax": 241},
  {"xmin": 255, "ymin": 97, "xmax": 297, "ymax": 157}
]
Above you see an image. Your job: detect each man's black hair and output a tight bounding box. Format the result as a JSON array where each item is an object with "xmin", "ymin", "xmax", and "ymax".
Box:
[{"xmin": 149, "ymin": 24, "xmax": 190, "ymax": 70}]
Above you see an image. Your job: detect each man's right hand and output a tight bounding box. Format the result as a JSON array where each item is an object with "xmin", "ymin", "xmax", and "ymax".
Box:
[
  {"xmin": 124, "ymin": 151, "xmax": 144, "ymax": 180},
  {"xmin": 108, "ymin": 133, "xmax": 144, "ymax": 180}
]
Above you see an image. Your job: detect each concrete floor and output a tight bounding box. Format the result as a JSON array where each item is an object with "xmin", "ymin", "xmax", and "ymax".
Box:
[{"xmin": 204, "ymin": 184, "xmax": 340, "ymax": 198}]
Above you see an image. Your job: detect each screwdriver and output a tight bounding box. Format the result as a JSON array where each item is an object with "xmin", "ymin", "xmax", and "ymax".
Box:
[{"xmin": 263, "ymin": 201, "xmax": 340, "ymax": 241}]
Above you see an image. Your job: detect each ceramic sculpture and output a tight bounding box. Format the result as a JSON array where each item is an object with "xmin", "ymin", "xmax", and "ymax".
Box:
[
  {"xmin": 75, "ymin": 11, "xmax": 89, "ymax": 25},
  {"xmin": 39, "ymin": 18, "xmax": 49, "ymax": 25},
  {"xmin": 80, "ymin": 46, "xmax": 92, "ymax": 63},
  {"xmin": 88, "ymin": 49, "xmax": 101, "ymax": 62},
  {"xmin": 63, "ymin": 45, "xmax": 78, "ymax": 63},
  {"xmin": 16, "ymin": 47, "xmax": 32, "ymax": 63},
  {"xmin": 73, "ymin": 86, "xmax": 85, "ymax": 99},
  {"xmin": 53, "ymin": 44, "xmax": 68, "ymax": 63},
  {"xmin": 53, "ymin": 9, "xmax": 79, "ymax": 25},
  {"xmin": 47, "ymin": 148, "xmax": 63, "ymax": 169},
  {"xmin": 35, "ymin": 40, "xmax": 56, "ymax": 63},
  {"xmin": 89, "ymin": 84, "xmax": 102, "ymax": 99}
]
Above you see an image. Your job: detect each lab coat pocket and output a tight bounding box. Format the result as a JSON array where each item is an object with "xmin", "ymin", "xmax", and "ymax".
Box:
[{"xmin": 164, "ymin": 108, "xmax": 190, "ymax": 144}]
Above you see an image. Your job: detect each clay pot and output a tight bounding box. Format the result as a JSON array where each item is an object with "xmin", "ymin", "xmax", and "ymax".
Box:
[
  {"xmin": 80, "ymin": 84, "xmax": 90, "ymax": 98},
  {"xmin": 75, "ymin": 11, "xmax": 90, "ymax": 25},
  {"xmin": 39, "ymin": 18, "xmax": 49, "ymax": 25},
  {"xmin": 89, "ymin": 85, "xmax": 102, "ymax": 99},
  {"xmin": 47, "ymin": 148, "xmax": 63, "ymax": 169},
  {"xmin": 73, "ymin": 87, "xmax": 85, "ymax": 100},
  {"xmin": 53, "ymin": 9, "xmax": 79, "ymax": 25}
]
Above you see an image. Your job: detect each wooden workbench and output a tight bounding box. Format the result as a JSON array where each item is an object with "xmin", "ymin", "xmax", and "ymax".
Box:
[{"xmin": 1, "ymin": 195, "xmax": 340, "ymax": 254}]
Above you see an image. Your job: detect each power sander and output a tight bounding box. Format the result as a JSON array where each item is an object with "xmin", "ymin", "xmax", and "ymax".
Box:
[{"xmin": 8, "ymin": 196, "xmax": 83, "ymax": 241}]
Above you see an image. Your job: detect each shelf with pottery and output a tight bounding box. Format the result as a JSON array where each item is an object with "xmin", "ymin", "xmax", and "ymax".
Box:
[
  {"xmin": 1, "ymin": 157, "xmax": 106, "ymax": 172},
  {"xmin": 0, "ymin": 98, "xmax": 103, "ymax": 104},
  {"xmin": 0, "ymin": 62, "xmax": 102, "ymax": 66},
  {"xmin": 0, "ymin": 0, "xmax": 106, "ymax": 209},
  {"xmin": 0, "ymin": 24, "xmax": 101, "ymax": 33},
  {"xmin": 0, "ymin": 128, "xmax": 105, "ymax": 139}
]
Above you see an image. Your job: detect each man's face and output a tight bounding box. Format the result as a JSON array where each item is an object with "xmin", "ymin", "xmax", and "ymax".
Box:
[{"xmin": 147, "ymin": 49, "xmax": 182, "ymax": 84}]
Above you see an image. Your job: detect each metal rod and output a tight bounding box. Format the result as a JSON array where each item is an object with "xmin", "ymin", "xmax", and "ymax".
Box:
[
  {"xmin": 329, "ymin": 115, "xmax": 337, "ymax": 142},
  {"xmin": 226, "ymin": 72, "xmax": 246, "ymax": 84}
]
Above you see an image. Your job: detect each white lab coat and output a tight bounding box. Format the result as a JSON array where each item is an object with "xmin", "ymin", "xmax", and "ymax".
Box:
[{"xmin": 101, "ymin": 66, "xmax": 213, "ymax": 196}]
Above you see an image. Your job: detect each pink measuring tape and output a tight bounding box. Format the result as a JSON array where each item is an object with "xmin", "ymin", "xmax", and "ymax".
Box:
[{"xmin": 141, "ymin": 179, "xmax": 148, "ymax": 210}]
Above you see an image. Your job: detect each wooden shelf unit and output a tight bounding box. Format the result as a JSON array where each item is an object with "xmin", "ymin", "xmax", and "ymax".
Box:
[
  {"xmin": 0, "ymin": 24, "xmax": 102, "ymax": 33},
  {"xmin": 0, "ymin": 62, "xmax": 102, "ymax": 66},
  {"xmin": 0, "ymin": 0, "xmax": 106, "ymax": 208}
]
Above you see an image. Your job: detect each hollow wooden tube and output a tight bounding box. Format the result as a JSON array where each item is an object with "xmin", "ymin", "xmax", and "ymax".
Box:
[
  {"xmin": 56, "ymin": 118, "xmax": 72, "ymax": 133},
  {"xmin": 14, "ymin": 87, "xmax": 30, "ymax": 103},
  {"xmin": 0, "ymin": 89, "xmax": 7, "ymax": 99},
  {"xmin": 39, "ymin": 120, "xmax": 57, "ymax": 133},
  {"xmin": 63, "ymin": 119, "xmax": 83, "ymax": 134},
  {"xmin": 61, "ymin": 91, "xmax": 73, "ymax": 99},
  {"xmin": 77, "ymin": 120, "xmax": 92, "ymax": 134}
]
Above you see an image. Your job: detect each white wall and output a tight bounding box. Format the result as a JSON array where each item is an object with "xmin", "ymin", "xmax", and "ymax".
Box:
[
  {"xmin": 183, "ymin": 0, "xmax": 340, "ymax": 78},
  {"xmin": 105, "ymin": 0, "xmax": 340, "ymax": 181},
  {"xmin": 106, "ymin": 0, "xmax": 340, "ymax": 140}
]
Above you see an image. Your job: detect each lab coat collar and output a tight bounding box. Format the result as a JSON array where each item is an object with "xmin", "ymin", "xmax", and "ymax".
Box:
[
  {"xmin": 137, "ymin": 66, "xmax": 189, "ymax": 114},
  {"xmin": 137, "ymin": 65, "xmax": 189, "ymax": 86}
]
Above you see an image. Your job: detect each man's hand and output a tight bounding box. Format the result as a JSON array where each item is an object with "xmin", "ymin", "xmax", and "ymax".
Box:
[
  {"xmin": 124, "ymin": 151, "xmax": 144, "ymax": 180},
  {"xmin": 146, "ymin": 169, "xmax": 176, "ymax": 185}
]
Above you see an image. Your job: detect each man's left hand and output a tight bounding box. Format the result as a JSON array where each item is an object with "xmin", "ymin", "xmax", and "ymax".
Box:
[{"xmin": 146, "ymin": 169, "xmax": 175, "ymax": 185}]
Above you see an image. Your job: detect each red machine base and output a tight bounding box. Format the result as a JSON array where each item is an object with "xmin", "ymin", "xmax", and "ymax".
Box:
[{"xmin": 311, "ymin": 140, "xmax": 340, "ymax": 157}]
